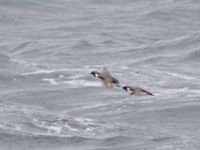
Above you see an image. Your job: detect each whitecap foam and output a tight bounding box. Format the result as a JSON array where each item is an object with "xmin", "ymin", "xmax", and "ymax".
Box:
[
  {"xmin": 67, "ymin": 74, "xmax": 84, "ymax": 80},
  {"xmin": 58, "ymin": 74, "xmax": 65, "ymax": 78},
  {"xmin": 42, "ymin": 77, "xmax": 102, "ymax": 87},
  {"xmin": 32, "ymin": 118, "xmax": 62, "ymax": 135},
  {"xmin": 47, "ymin": 124, "xmax": 62, "ymax": 134},
  {"xmin": 73, "ymin": 117, "xmax": 95, "ymax": 126},
  {"xmin": 32, "ymin": 116, "xmax": 98, "ymax": 136},
  {"xmin": 21, "ymin": 67, "xmax": 91, "ymax": 76},
  {"xmin": 120, "ymin": 66, "xmax": 129, "ymax": 70},
  {"xmin": 43, "ymin": 78, "xmax": 59, "ymax": 85},
  {"xmin": 63, "ymin": 80, "xmax": 102, "ymax": 87},
  {"xmin": 21, "ymin": 69, "xmax": 67, "ymax": 76},
  {"xmin": 64, "ymin": 124, "xmax": 79, "ymax": 132}
]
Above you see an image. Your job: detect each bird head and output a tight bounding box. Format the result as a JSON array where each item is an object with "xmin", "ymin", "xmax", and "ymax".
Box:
[
  {"xmin": 122, "ymin": 85, "xmax": 128, "ymax": 91},
  {"xmin": 90, "ymin": 71, "xmax": 100, "ymax": 77}
]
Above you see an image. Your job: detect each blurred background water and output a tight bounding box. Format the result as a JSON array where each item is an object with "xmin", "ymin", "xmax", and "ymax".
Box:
[{"xmin": 0, "ymin": 0, "xmax": 200, "ymax": 149}]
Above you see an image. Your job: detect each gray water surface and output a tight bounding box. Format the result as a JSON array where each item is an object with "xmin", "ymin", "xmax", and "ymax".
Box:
[{"xmin": 0, "ymin": 0, "xmax": 200, "ymax": 150}]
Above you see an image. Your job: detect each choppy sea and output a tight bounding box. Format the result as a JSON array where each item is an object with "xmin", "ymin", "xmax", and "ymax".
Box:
[{"xmin": 0, "ymin": 0, "xmax": 200, "ymax": 149}]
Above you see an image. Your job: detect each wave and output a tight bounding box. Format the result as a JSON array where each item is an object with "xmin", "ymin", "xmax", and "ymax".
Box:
[
  {"xmin": 71, "ymin": 40, "xmax": 96, "ymax": 50},
  {"xmin": 0, "ymin": 109, "xmax": 102, "ymax": 137},
  {"xmin": 21, "ymin": 69, "xmax": 67, "ymax": 76},
  {"xmin": 19, "ymin": 67, "xmax": 102, "ymax": 87},
  {"xmin": 24, "ymin": 114, "xmax": 120, "ymax": 138},
  {"xmin": 114, "ymin": 32, "xmax": 200, "ymax": 66},
  {"xmin": 89, "ymin": 0, "xmax": 143, "ymax": 5},
  {"xmin": 8, "ymin": 42, "xmax": 31, "ymax": 53},
  {"xmin": 0, "ymin": 53, "xmax": 10, "ymax": 63},
  {"xmin": 167, "ymin": 72, "xmax": 196, "ymax": 80},
  {"xmin": 0, "ymin": 131, "xmax": 98, "ymax": 149},
  {"xmin": 0, "ymin": 108, "xmax": 135, "ymax": 140},
  {"xmin": 42, "ymin": 78, "xmax": 102, "ymax": 87},
  {"xmin": 20, "ymin": 66, "xmax": 94, "ymax": 76},
  {"xmin": 184, "ymin": 49, "xmax": 200, "ymax": 62}
]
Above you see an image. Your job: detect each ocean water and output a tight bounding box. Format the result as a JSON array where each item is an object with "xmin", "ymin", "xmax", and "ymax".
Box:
[{"xmin": 0, "ymin": 0, "xmax": 200, "ymax": 149}]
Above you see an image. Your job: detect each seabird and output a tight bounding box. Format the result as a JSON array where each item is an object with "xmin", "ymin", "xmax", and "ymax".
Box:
[
  {"xmin": 91, "ymin": 67, "xmax": 120, "ymax": 88},
  {"xmin": 122, "ymin": 85, "xmax": 153, "ymax": 96}
]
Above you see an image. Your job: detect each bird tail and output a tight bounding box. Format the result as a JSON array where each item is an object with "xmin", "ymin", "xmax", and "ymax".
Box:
[{"xmin": 144, "ymin": 90, "xmax": 154, "ymax": 96}]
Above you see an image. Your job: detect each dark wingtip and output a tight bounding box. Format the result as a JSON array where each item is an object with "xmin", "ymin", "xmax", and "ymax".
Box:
[{"xmin": 147, "ymin": 92, "xmax": 154, "ymax": 96}]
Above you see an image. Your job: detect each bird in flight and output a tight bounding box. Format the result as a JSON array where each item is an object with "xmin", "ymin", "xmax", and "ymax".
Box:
[{"xmin": 90, "ymin": 67, "xmax": 120, "ymax": 88}]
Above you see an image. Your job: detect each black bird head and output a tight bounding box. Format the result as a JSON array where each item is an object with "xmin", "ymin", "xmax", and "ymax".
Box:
[
  {"xmin": 90, "ymin": 71, "xmax": 100, "ymax": 77},
  {"xmin": 122, "ymin": 86, "xmax": 129, "ymax": 91}
]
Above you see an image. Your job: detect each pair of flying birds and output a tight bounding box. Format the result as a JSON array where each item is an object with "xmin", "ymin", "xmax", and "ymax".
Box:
[{"xmin": 91, "ymin": 67, "xmax": 153, "ymax": 96}]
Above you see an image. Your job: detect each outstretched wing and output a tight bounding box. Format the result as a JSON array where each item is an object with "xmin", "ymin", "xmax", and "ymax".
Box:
[
  {"xmin": 100, "ymin": 67, "xmax": 121, "ymax": 88},
  {"xmin": 102, "ymin": 79, "xmax": 113, "ymax": 88},
  {"xmin": 141, "ymin": 88, "xmax": 153, "ymax": 96},
  {"xmin": 100, "ymin": 66, "xmax": 112, "ymax": 77}
]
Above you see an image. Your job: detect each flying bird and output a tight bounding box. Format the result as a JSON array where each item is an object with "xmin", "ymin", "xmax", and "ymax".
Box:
[
  {"xmin": 90, "ymin": 67, "xmax": 120, "ymax": 88},
  {"xmin": 122, "ymin": 85, "xmax": 153, "ymax": 96}
]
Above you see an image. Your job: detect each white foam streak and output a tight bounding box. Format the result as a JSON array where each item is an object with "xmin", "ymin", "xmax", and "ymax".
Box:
[
  {"xmin": 43, "ymin": 78, "xmax": 59, "ymax": 85},
  {"xmin": 21, "ymin": 69, "xmax": 67, "ymax": 75},
  {"xmin": 167, "ymin": 72, "xmax": 196, "ymax": 80},
  {"xmin": 42, "ymin": 78, "xmax": 102, "ymax": 87},
  {"xmin": 63, "ymin": 80, "xmax": 102, "ymax": 87},
  {"xmin": 21, "ymin": 67, "xmax": 90, "ymax": 76}
]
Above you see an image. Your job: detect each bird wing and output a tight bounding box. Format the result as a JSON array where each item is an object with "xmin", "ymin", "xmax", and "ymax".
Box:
[
  {"xmin": 102, "ymin": 79, "xmax": 113, "ymax": 88},
  {"xmin": 100, "ymin": 66, "xmax": 112, "ymax": 77},
  {"xmin": 140, "ymin": 88, "xmax": 153, "ymax": 96},
  {"xmin": 100, "ymin": 67, "xmax": 118, "ymax": 88}
]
